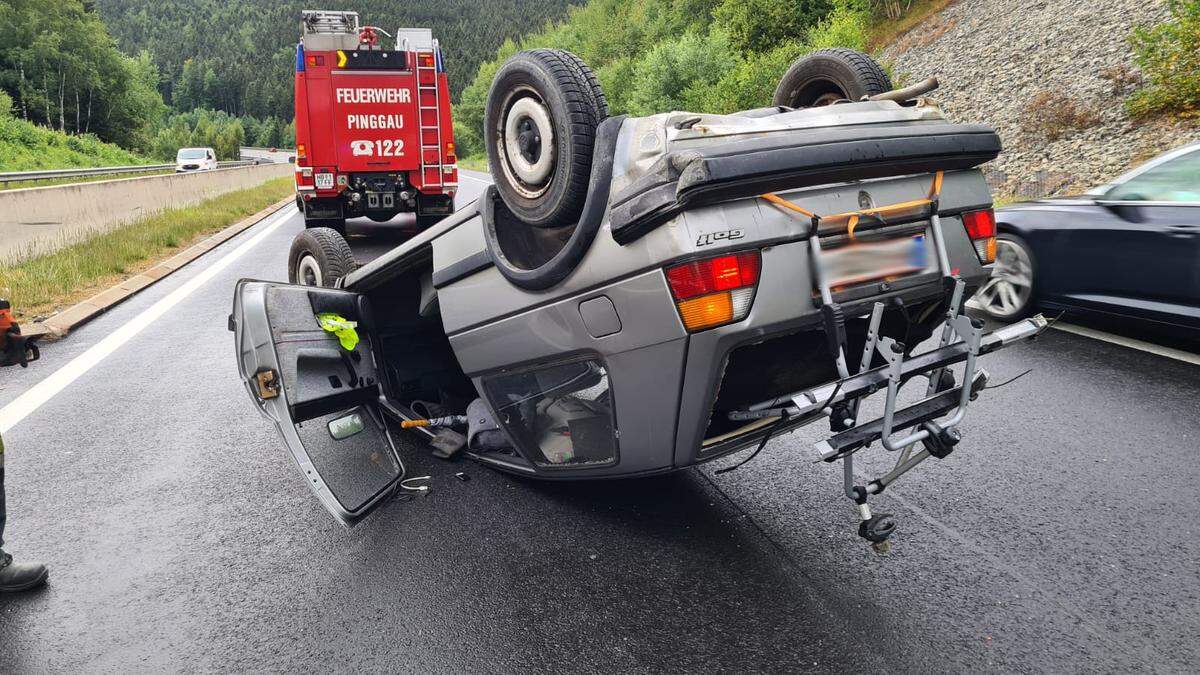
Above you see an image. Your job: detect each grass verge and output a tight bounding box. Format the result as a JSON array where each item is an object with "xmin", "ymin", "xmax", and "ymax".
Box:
[
  {"xmin": 0, "ymin": 176, "xmax": 293, "ymax": 321},
  {"xmin": 0, "ymin": 169, "xmax": 174, "ymax": 191},
  {"xmin": 457, "ymin": 155, "xmax": 489, "ymax": 172},
  {"xmin": 866, "ymin": 0, "xmax": 960, "ymax": 53}
]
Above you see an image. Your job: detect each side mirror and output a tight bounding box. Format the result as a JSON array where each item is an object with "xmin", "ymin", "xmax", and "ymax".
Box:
[{"xmin": 1095, "ymin": 198, "xmax": 1145, "ymax": 222}]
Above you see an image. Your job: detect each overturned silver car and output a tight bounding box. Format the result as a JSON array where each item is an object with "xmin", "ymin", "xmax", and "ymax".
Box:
[{"xmin": 232, "ymin": 48, "xmax": 1046, "ymax": 551}]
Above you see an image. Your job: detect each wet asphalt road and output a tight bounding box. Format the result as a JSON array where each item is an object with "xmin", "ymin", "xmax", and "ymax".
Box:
[{"xmin": 1, "ymin": 171, "xmax": 1198, "ymax": 673}]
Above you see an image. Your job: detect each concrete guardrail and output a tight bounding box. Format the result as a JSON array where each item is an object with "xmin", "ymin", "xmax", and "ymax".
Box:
[{"xmin": 0, "ymin": 162, "xmax": 294, "ymax": 264}]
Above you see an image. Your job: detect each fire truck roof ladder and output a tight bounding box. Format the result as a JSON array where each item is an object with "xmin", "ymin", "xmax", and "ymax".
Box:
[
  {"xmin": 416, "ymin": 39, "xmax": 450, "ymax": 190},
  {"xmin": 301, "ymin": 10, "xmax": 360, "ymax": 36}
]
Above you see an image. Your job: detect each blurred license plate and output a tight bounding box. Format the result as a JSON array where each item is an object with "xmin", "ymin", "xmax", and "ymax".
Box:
[
  {"xmin": 315, "ymin": 172, "xmax": 334, "ymax": 189},
  {"xmin": 822, "ymin": 234, "xmax": 928, "ymax": 288}
]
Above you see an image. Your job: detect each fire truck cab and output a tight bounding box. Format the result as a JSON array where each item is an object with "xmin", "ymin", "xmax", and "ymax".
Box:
[{"xmin": 294, "ymin": 10, "xmax": 457, "ymax": 232}]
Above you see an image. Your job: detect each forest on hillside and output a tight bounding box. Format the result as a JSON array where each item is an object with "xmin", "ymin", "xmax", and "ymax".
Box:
[
  {"xmin": 0, "ymin": 0, "xmax": 298, "ymax": 165},
  {"xmin": 453, "ymin": 0, "xmax": 875, "ymax": 157},
  {"xmin": 95, "ymin": 0, "xmax": 582, "ymax": 120}
]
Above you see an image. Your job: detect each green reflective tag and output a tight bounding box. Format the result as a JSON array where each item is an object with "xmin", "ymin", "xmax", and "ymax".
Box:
[{"xmin": 316, "ymin": 313, "xmax": 360, "ymax": 351}]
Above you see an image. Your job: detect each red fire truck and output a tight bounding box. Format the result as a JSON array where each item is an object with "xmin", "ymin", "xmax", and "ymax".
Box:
[{"xmin": 294, "ymin": 10, "xmax": 457, "ymax": 231}]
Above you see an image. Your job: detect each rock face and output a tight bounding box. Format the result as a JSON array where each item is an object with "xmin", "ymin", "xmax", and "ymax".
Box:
[{"xmin": 882, "ymin": 0, "xmax": 1200, "ymax": 196}]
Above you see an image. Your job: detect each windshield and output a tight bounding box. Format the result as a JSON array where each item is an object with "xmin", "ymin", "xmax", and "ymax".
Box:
[
  {"xmin": 1107, "ymin": 148, "xmax": 1200, "ymax": 202},
  {"xmin": 1092, "ymin": 144, "xmax": 1200, "ymax": 200},
  {"xmin": 177, "ymin": 149, "xmax": 207, "ymax": 160}
]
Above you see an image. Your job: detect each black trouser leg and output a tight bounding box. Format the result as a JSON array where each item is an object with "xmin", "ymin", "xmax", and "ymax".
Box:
[{"xmin": 0, "ymin": 432, "xmax": 6, "ymax": 550}]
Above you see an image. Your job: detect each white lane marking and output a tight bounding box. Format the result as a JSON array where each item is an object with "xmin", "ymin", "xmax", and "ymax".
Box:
[
  {"xmin": 0, "ymin": 207, "xmax": 294, "ymax": 433},
  {"xmin": 968, "ymin": 297, "xmax": 1199, "ymax": 366},
  {"xmin": 1051, "ymin": 321, "xmax": 1200, "ymax": 366}
]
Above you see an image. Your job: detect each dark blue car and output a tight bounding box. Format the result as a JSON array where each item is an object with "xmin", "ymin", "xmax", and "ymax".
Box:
[{"xmin": 979, "ymin": 142, "xmax": 1200, "ymax": 334}]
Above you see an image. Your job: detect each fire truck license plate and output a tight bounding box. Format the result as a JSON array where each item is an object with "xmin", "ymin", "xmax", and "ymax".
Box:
[{"xmin": 315, "ymin": 173, "xmax": 334, "ymax": 189}]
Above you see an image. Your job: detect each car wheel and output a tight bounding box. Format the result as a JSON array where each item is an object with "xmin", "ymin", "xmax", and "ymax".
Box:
[
  {"xmin": 976, "ymin": 234, "xmax": 1035, "ymax": 320},
  {"xmin": 288, "ymin": 227, "xmax": 358, "ymax": 287},
  {"xmin": 486, "ymin": 49, "xmax": 607, "ymax": 227},
  {"xmin": 773, "ymin": 48, "xmax": 893, "ymax": 108}
]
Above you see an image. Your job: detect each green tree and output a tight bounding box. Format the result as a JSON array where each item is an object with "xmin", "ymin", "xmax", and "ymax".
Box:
[
  {"xmin": 713, "ymin": 0, "xmax": 833, "ymax": 53},
  {"xmin": 0, "ymin": 0, "xmax": 164, "ymax": 149},
  {"xmin": 1128, "ymin": 0, "xmax": 1200, "ymax": 118},
  {"xmin": 627, "ymin": 31, "xmax": 737, "ymax": 115}
]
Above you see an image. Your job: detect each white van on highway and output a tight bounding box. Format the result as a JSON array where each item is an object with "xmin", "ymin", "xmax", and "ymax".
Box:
[{"xmin": 176, "ymin": 147, "xmax": 218, "ymax": 172}]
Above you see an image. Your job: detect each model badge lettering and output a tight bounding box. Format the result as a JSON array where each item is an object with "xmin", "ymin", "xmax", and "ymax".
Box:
[{"xmin": 697, "ymin": 228, "xmax": 745, "ymax": 247}]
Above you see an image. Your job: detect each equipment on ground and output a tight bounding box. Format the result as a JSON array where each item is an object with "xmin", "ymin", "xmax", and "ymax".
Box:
[{"xmin": 0, "ymin": 300, "xmax": 39, "ymax": 368}]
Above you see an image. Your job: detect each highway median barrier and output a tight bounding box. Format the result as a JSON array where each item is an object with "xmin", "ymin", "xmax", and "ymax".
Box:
[{"xmin": 0, "ymin": 162, "xmax": 293, "ymax": 264}]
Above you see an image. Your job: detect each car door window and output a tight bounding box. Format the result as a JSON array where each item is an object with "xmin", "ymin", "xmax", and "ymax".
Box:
[{"xmin": 1108, "ymin": 149, "xmax": 1200, "ymax": 203}]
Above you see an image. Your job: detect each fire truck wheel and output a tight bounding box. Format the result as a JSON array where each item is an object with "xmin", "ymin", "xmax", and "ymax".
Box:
[
  {"xmin": 486, "ymin": 49, "xmax": 607, "ymax": 228},
  {"xmin": 288, "ymin": 228, "xmax": 358, "ymax": 288},
  {"xmin": 772, "ymin": 48, "xmax": 892, "ymax": 108},
  {"xmin": 295, "ymin": 196, "xmax": 303, "ymax": 212}
]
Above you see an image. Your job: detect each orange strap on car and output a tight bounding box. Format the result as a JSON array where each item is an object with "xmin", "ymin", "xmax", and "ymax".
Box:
[{"xmin": 760, "ymin": 171, "xmax": 944, "ymax": 241}]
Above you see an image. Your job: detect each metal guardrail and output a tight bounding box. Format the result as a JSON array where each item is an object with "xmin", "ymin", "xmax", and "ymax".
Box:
[{"xmin": 0, "ymin": 160, "xmax": 260, "ymax": 187}]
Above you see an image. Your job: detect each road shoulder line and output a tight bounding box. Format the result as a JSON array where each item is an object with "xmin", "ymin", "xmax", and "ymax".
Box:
[
  {"xmin": 1052, "ymin": 322, "xmax": 1200, "ymax": 366},
  {"xmin": 0, "ymin": 206, "xmax": 294, "ymax": 434}
]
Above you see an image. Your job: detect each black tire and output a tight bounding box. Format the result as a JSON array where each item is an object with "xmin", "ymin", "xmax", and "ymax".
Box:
[
  {"xmin": 288, "ymin": 227, "xmax": 358, "ymax": 288},
  {"xmin": 295, "ymin": 195, "xmax": 304, "ymax": 212},
  {"xmin": 482, "ymin": 116, "xmax": 624, "ymax": 290},
  {"xmin": 773, "ymin": 48, "xmax": 893, "ymax": 108},
  {"xmin": 485, "ymin": 48, "xmax": 608, "ymax": 228}
]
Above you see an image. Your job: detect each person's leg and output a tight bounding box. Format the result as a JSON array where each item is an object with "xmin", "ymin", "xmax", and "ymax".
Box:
[
  {"xmin": 0, "ymin": 431, "xmax": 48, "ymax": 592},
  {"xmin": 1, "ymin": 432, "xmax": 7, "ymax": 550}
]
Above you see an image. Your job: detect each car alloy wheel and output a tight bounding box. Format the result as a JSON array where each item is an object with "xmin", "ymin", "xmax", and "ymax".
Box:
[{"xmin": 977, "ymin": 236, "xmax": 1033, "ymax": 319}]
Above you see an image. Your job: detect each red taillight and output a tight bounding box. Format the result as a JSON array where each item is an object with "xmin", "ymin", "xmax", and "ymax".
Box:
[
  {"xmin": 666, "ymin": 252, "xmax": 760, "ymax": 300},
  {"xmin": 665, "ymin": 251, "xmax": 760, "ymax": 331},
  {"xmin": 963, "ymin": 209, "xmax": 996, "ymax": 239},
  {"xmin": 962, "ymin": 208, "xmax": 997, "ymax": 264}
]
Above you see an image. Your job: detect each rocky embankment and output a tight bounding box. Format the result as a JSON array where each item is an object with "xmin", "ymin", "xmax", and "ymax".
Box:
[{"xmin": 883, "ymin": 0, "xmax": 1200, "ymax": 196}]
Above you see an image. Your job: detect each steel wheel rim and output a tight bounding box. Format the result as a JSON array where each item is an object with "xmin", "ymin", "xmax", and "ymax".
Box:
[
  {"xmin": 496, "ymin": 88, "xmax": 556, "ymax": 199},
  {"xmin": 977, "ymin": 238, "xmax": 1033, "ymax": 318},
  {"xmin": 297, "ymin": 254, "xmax": 323, "ymax": 287}
]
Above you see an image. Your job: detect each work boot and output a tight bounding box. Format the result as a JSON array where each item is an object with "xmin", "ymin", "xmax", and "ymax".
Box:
[{"xmin": 0, "ymin": 551, "xmax": 48, "ymax": 592}]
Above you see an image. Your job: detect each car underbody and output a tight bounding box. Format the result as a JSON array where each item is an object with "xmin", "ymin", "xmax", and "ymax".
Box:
[{"xmin": 235, "ymin": 50, "xmax": 1049, "ymax": 551}]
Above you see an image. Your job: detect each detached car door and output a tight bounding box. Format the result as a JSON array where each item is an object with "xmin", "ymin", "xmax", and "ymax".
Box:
[{"xmin": 231, "ymin": 280, "xmax": 403, "ymax": 526}]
